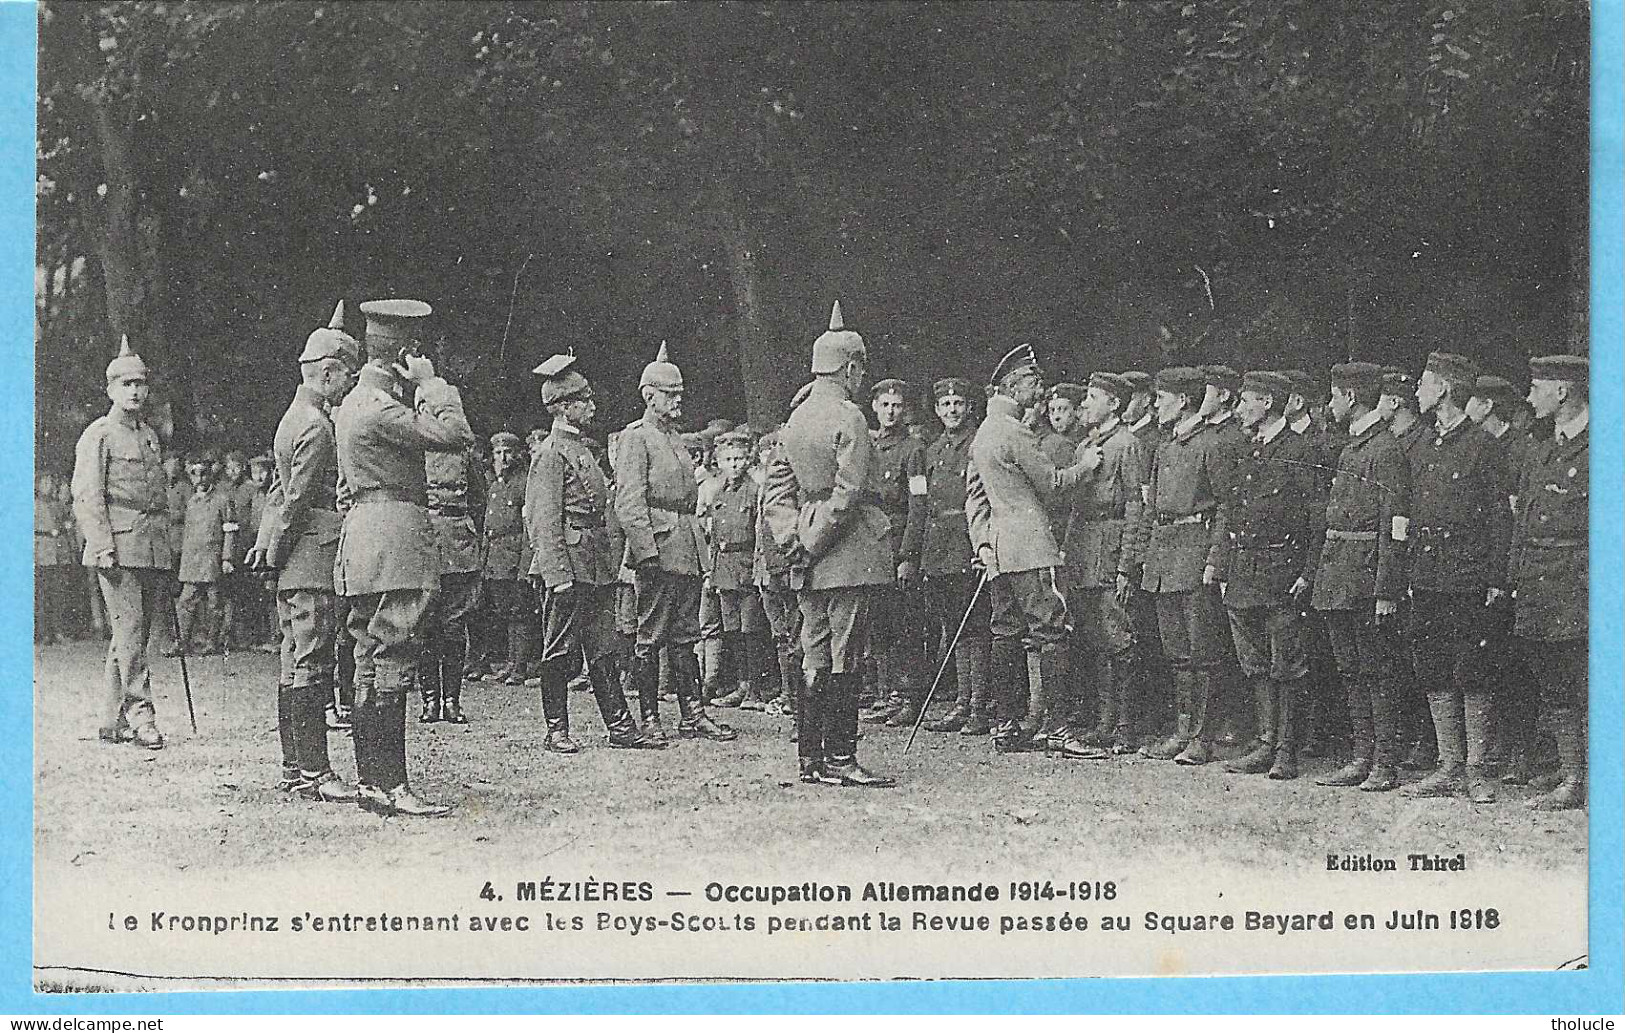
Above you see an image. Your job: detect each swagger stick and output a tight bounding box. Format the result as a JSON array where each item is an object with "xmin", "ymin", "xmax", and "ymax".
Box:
[
  {"xmin": 170, "ymin": 598, "xmax": 198, "ymax": 733},
  {"xmin": 904, "ymin": 570, "xmax": 988, "ymax": 753}
]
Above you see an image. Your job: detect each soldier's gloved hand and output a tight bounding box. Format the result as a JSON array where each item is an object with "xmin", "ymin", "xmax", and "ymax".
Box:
[
  {"xmin": 244, "ymin": 546, "xmax": 270, "ymax": 571},
  {"xmin": 220, "ymin": 560, "xmax": 235, "ymax": 576},
  {"xmin": 552, "ymin": 581, "xmax": 574, "ymax": 595},
  {"xmin": 897, "ymin": 560, "xmax": 918, "ymax": 584},
  {"xmin": 1114, "ymin": 572, "xmax": 1131, "ymax": 605},
  {"xmin": 1288, "ymin": 576, "xmax": 1311, "ymax": 601},
  {"xmin": 1202, "ymin": 563, "xmax": 1217, "ymax": 586},
  {"xmin": 95, "ymin": 550, "xmax": 117, "ymax": 570},
  {"xmin": 1375, "ymin": 599, "xmax": 1398, "ymax": 625},
  {"xmin": 1485, "ymin": 586, "xmax": 1506, "ymax": 607},
  {"xmin": 974, "ymin": 545, "xmax": 995, "ymax": 571},
  {"xmin": 394, "ymin": 353, "xmax": 437, "ymax": 385}
]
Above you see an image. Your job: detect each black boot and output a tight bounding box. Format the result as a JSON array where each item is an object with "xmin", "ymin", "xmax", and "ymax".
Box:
[
  {"xmin": 990, "ymin": 639, "xmax": 1037, "ymax": 752},
  {"xmin": 276, "ymin": 680, "xmax": 299, "ymax": 784},
  {"xmin": 1226, "ymin": 677, "xmax": 1277, "ymax": 774},
  {"xmin": 589, "ymin": 658, "xmax": 663, "ymax": 749},
  {"xmin": 674, "ymin": 649, "xmax": 738, "ymax": 741},
  {"xmin": 925, "ymin": 646, "xmax": 975, "ymax": 732},
  {"xmin": 627, "ymin": 650, "xmax": 668, "ymax": 745},
  {"xmin": 817, "ymin": 672, "xmax": 895, "ymax": 787},
  {"xmin": 417, "ymin": 652, "xmax": 443, "ymax": 723},
  {"xmin": 540, "ymin": 664, "xmax": 579, "ymax": 753},
  {"xmin": 960, "ymin": 638, "xmax": 993, "ymax": 735},
  {"xmin": 441, "ymin": 640, "xmax": 469, "ymax": 725},
  {"xmin": 1268, "ymin": 678, "xmax": 1304, "ymax": 780}
]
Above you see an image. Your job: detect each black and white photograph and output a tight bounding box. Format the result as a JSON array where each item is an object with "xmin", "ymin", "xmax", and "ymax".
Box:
[{"xmin": 30, "ymin": 0, "xmax": 1595, "ymax": 987}]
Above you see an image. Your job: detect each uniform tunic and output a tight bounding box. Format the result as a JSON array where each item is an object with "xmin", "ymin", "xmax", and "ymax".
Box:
[
  {"xmin": 481, "ymin": 467, "xmax": 532, "ymax": 621},
  {"xmin": 1061, "ymin": 417, "xmax": 1148, "ymax": 655},
  {"xmin": 615, "ymin": 415, "xmax": 710, "ymax": 648},
  {"xmin": 529, "ymin": 421, "xmax": 619, "ymax": 665},
  {"xmin": 1510, "ymin": 416, "xmax": 1587, "ymax": 643},
  {"xmin": 920, "ymin": 424, "xmax": 988, "ymax": 640},
  {"xmin": 704, "ymin": 474, "xmax": 765, "ymax": 634}
]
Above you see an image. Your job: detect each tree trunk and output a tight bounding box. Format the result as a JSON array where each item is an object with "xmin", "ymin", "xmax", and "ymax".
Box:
[
  {"xmin": 89, "ymin": 91, "xmax": 169, "ymax": 373},
  {"xmin": 721, "ymin": 209, "xmax": 786, "ymax": 429}
]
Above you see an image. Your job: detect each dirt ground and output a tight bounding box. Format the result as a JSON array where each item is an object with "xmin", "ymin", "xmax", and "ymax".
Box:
[{"xmin": 34, "ymin": 638, "xmax": 1587, "ymax": 879}]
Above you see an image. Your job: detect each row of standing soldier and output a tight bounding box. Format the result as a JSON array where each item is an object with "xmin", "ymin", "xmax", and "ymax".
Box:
[{"xmin": 71, "ymin": 298, "xmax": 1589, "ymax": 814}]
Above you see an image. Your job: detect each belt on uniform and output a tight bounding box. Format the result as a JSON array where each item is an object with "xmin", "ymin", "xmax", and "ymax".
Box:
[
  {"xmin": 1230, "ymin": 531, "xmax": 1296, "ymax": 551},
  {"xmin": 565, "ymin": 517, "xmax": 605, "ymax": 533},
  {"xmin": 1155, "ymin": 510, "xmax": 1211, "ymax": 527},
  {"xmin": 1325, "ymin": 529, "xmax": 1378, "ymax": 542},
  {"xmin": 1525, "ymin": 536, "xmax": 1583, "ymax": 549},
  {"xmin": 716, "ymin": 541, "xmax": 755, "ymax": 554},
  {"xmin": 349, "ymin": 487, "xmax": 423, "ymax": 506}
]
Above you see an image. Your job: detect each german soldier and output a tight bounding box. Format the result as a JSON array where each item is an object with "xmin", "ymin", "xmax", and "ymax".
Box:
[
  {"xmin": 419, "ymin": 372, "xmax": 485, "ymax": 726},
  {"xmin": 527, "ymin": 355, "xmax": 662, "ymax": 752},
  {"xmin": 72, "ymin": 336, "xmax": 175, "ymax": 750},
  {"xmin": 966, "ymin": 344, "xmax": 1106, "ymax": 758},
  {"xmin": 1310, "ymin": 362, "xmax": 1410, "ymax": 792},
  {"xmin": 246, "ymin": 301, "xmax": 360, "ymax": 801},
  {"xmin": 1215, "ymin": 371, "xmax": 1322, "ymax": 780},
  {"xmin": 920, "ymin": 377, "xmax": 994, "ymax": 735},
  {"xmin": 1061, "ymin": 372, "xmax": 1148, "ymax": 754},
  {"xmin": 615, "ymin": 342, "xmax": 736, "ymax": 743},
  {"xmin": 762, "ymin": 301, "xmax": 895, "ymax": 786},
  {"xmin": 333, "ymin": 299, "xmax": 474, "ymax": 817},
  {"xmin": 860, "ymin": 378, "xmax": 929, "ymax": 727},
  {"xmin": 1511, "ymin": 354, "xmax": 1588, "ymax": 810},
  {"xmin": 1403, "ymin": 351, "xmax": 1510, "ymax": 803}
]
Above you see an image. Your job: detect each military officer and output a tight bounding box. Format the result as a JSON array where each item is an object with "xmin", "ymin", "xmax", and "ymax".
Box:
[
  {"xmin": 1403, "ymin": 351, "xmax": 1510, "ymax": 803},
  {"xmin": 1140, "ymin": 366, "xmax": 1233, "ymax": 764},
  {"xmin": 527, "ymin": 355, "xmax": 661, "ymax": 752},
  {"xmin": 615, "ymin": 342, "xmax": 736, "ymax": 743},
  {"xmin": 246, "ymin": 301, "xmax": 361, "ymax": 802},
  {"xmin": 1309, "ymin": 362, "xmax": 1410, "ymax": 792},
  {"xmin": 480, "ymin": 431, "xmax": 535, "ymax": 684},
  {"xmin": 1511, "ymin": 354, "xmax": 1588, "ymax": 810},
  {"xmin": 419, "ymin": 384, "xmax": 486, "ymax": 725},
  {"xmin": 1214, "ymin": 371, "xmax": 1323, "ymax": 780},
  {"xmin": 861, "ymin": 378, "xmax": 929, "ymax": 727},
  {"xmin": 966, "ymin": 344, "xmax": 1107, "ymax": 758},
  {"xmin": 72, "ymin": 336, "xmax": 175, "ymax": 750},
  {"xmin": 762, "ymin": 301, "xmax": 895, "ymax": 786},
  {"xmin": 920, "ymin": 377, "xmax": 994, "ymax": 735},
  {"xmin": 333, "ymin": 299, "xmax": 474, "ymax": 817},
  {"xmin": 1060, "ymin": 372, "xmax": 1148, "ymax": 754}
]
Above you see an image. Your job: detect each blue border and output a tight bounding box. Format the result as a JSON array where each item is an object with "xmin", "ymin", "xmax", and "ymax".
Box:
[{"xmin": 3, "ymin": 0, "xmax": 1621, "ymax": 1014}]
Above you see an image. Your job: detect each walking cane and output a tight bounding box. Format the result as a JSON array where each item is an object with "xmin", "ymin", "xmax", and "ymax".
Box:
[
  {"xmin": 904, "ymin": 569, "xmax": 988, "ymax": 753},
  {"xmin": 169, "ymin": 599, "xmax": 198, "ymax": 733}
]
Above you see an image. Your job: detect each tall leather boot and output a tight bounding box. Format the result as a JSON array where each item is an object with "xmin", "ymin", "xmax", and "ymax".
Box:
[
  {"xmin": 1146, "ymin": 668, "xmax": 1194, "ymax": 760},
  {"xmin": 276, "ymin": 680, "xmax": 300, "ymax": 789},
  {"xmin": 705, "ymin": 636, "xmax": 740, "ymax": 706},
  {"xmin": 1268, "ymin": 677, "xmax": 1304, "ymax": 780},
  {"xmin": 961, "ymin": 638, "xmax": 993, "ymax": 735},
  {"xmin": 990, "ymin": 639, "xmax": 1033, "ymax": 752},
  {"xmin": 589, "ymin": 657, "xmax": 663, "ymax": 749},
  {"xmin": 1404, "ymin": 692, "xmax": 1466, "ymax": 798},
  {"xmin": 1227, "ymin": 677, "xmax": 1277, "ymax": 774},
  {"xmin": 1359, "ymin": 664, "xmax": 1402, "ymax": 792},
  {"xmin": 673, "ymin": 649, "xmax": 737, "ymax": 741},
  {"xmin": 925, "ymin": 647, "xmax": 975, "ymax": 732},
  {"xmin": 294, "ymin": 679, "xmax": 356, "ymax": 802},
  {"xmin": 1082, "ymin": 650, "xmax": 1116, "ymax": 746},
  {"xmin": 380, "ymin": 677, "xmax": 451, "ymax": 817},
  {"xmin": 540, "ymin": 661, "xmax": 579, "ymax": 753},
  {"xmin": 884, "ymin": 645, "xmax": 922, "ymax": 727},
  {"xmin": 1175, "ymin": 667, "xmax": 1216, "ymax": 765},
  {"xmin": 862, "ymin": 647, "xmax": 905, "ymax": 724},
  {"xmin": 627, "ymin": 650, "xmax": 668, "ymax": 745},
  {"xmin": 441, "ymin": 632, "xmax": 469, "ymax": 724},
  {"xmin": 417, "ymin": 647, "xmax": 443, "ymax": 724},
  {"xmin": 818, "ymin": 672, "xmax": 895, "ymax": 787},
  {"xmin": 1529, "ymin": 707, "xmax": 1586, "ymax": 811},
  {"xmin": 1320, "ymin": 674, "xmax": 1374, "ymax": 786},
  {"xmin": 1461, "ymin": 693, "xmax": 1497, "ymax": 803},
  {"xmin": 780, "ymin": 646, "xmax": 802, "ymax": 741},
  {"xmin": 739, "ymin": 634, "xmax": 768, "ymax": 711},
  {"xmin": 798, "ymin": 669, "xmax": 827, "ymax": 781},
  {"xmin": 1106, "ymin": 649, "xmax": 1137, "ymax": 753},
  {"xmin": 1043, "ymin": 644, "xmax": 1110, "ymax": 760}
]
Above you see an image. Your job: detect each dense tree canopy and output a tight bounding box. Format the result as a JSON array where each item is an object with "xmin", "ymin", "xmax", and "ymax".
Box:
[{"xmin": 35, "ymin": 0, "xmax": 1588, "ymax": 468}]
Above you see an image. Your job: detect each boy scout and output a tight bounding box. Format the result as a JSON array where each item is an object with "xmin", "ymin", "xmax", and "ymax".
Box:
[
  {"xmin": 419, "ymin": 428, "xmax": 484, "ymax": 725},
  {"xmin": 1403, "ymin": 351, "xmax": 1510, "ymax": 804},
  {"xmin": 861, "ymin": 378, "xmax": 928, "ymax": 727},
  {"xmin": 72, "ymin": 336, "xmax": 175, "ymax": 749},
  {"xmin": 176, "ymin": 452, "xmax": 239, "ymax": 655},
  {"xmin": 919, "ymin": 377, "xmax": 994, "ymax": 735},
  {"xmin": 1311, "ymin": 362, "xmax": 1410, "ymax": 793},
  {"xmin": 527, "ymin": 355, "xmax": 661, "ymax": 752},
  {"xmin": 480, "ymin": 431, "xmax": 535, "ymax": 685},
  {"xmin": 705, "ymin": 430, "xmax": 770, "ymax": 710},
  {"xmin": 1511, "ymin": 354, "xmax": 1588, "ymax": 810},
  {"xmin": 1140, "ymin": 366, "xmax": 1233, "ymax": 765},
  {"xmin": 334, "ymin": 299, "xmax": 475, "ymax": 818},
  {"xmin": 615, "ymin": 342, "xmax": 736, "ymax": 743},
  {"xmin": 247, "ymin": 304, "xmax": 360, "ymax": 802},
  {"xmin": 1380, "ymin": 367, "xmax": 1437, "ymax": 771},
  {"xmin": 752, "ymin": 428, "xmax": 803, "ymax": 724},
  {"xmin": 966, "ymin": 344, "xmax": 1107, "ymax": 759},
  {"xmin": 762, "ymin": 302, "xmax": 896, "ymax": 786},
  {"xmin": 1061, "ymin": 372, "xmax": 1148, "ymax": 754},
  {"xmin": 1215, "ymin": 371, "xmax": 1322, "ymax": 781}
]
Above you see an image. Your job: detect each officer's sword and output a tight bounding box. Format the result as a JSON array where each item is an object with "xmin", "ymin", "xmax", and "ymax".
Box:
[
  {"xmin": 904, "ymin": 569, "xmax": 988, "ymax": 753},
  {"xmin": 169, "ymin": 599, "xmax": 198, "ymax": 733}
]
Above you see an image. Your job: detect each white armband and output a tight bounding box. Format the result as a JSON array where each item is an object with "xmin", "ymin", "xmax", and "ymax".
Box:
[
  {"xmin": 908, "ymin": 475, "xmax": 927, "ymax": 497},
  {"xmin": 221, "ymin": 522, "xmax": 241, "ymax": 533},
  {"xmin": 1390, "ymin": 516, "xmax": 1409, "ymax": 542}
]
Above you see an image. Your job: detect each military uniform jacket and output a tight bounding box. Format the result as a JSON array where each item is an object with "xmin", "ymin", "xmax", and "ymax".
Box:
[
  {"xmin": 762, "ymin": 377, "xmax": 893, "ymax": 591},
  {"xmin": 1140, "ymin": 415, "xmax": 1232, "ymax": 593},
  {"xmin": 179, "ymin": 486, "xmax": 239, "ymax": 584},
  {"xmin": 529, "ymin": 422, "xmax": 617, "ymax": 589},
  {"xmin": 615, "ymin": 416, "xmax": 708, "ymax": 577},
  {"xmin": 71, "ymin": 409, "xmax": 175, "ymax": 571},
  {"xmin": 872, "ymin": 426, "xmax": 928, "ymax": 567},
  {"xmin": 1406, "ymin": 414, "xmax": 1509, "ymax": 595},
  {"xmin": 705, "ymin": 475, "xmax": 758, "ymax": 591},
  {"xmin": 223, "ymin": 480, "xmax": 258, "ymax": 564},
  {"xmin": 333, "ymin": 365, "xmax": 475, "ymax": 596},
  {"xmin": 1040, "ymin": 429, "xmax": 1080, "ymax": 542},
  {"xmin": 481, "ymin": 468, "xmax": 530, "ymax": 580},
  {"xmin": 1311, "ymin": 412, "xmax": 1410, "ymax": 610},
  {"xmin": 427, "ymin": 448, "xmax": 483, "ymax": 576},
  {"xmin": 34, "ymin": 494, "xmax": 75, "ymax": 566},
  {"xmin": 1214, "ymin": 419, "xmax": 1321, "ymax": 609},
  {"xmin": 262, "ymin": 385, "xmax": 344, "ymax": 593},
  {"xmin": 1061, "ymin": 418, "xmax": 1149, "ymax": 589},
  {"xmin": 921, "ymin": 425, "xmax": 977, "ymax": 578},
  {"xmin": 166, "ymin": 480, "xmax": 188, "ymax": 557},
  {"xmin": 1510, "ymin": 418, "xmax": 1587, "ymax": 641},
  {"xmin": 966, "ymin": 395, "xmax": 1071, "ymax": 578}
]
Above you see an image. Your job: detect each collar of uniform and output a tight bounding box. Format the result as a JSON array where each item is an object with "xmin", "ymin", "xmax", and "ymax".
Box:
[
  {"xmin": 107, "ymin": 405, "xmax": 143, "ymax": 429},
  {"xmin": 1435, "ymin": 407, "xmax": 1469, "ymax": 439},
  {"xmin": 1555, "ymin": 407, "xmax": 1588, "ymax": 442},
  {"xmin": 294, "ymin": 383, "xmax": 330, "ymax": 413},
  {"xmin": 876, "ymin": 424, "xmax": 908, "ymax": 443},
  {"xmin": 986, "ymin": 394, "xmax": 1022, "ymax": 420},
  {"xmin": 1207, "ymin": 410, "xmax": 1234, "ymax": 427},
  {"xmin": 1347, "ymin": 408, "xmax": 1383, "ymax": 439},
  {"xmin": 938, "ymin": 423, "xmax": 973, "ymax": 442},
  {"xmin": 809, "ymin": 377, "xmax": 852, "ymax": 404},
  {"xmin": 1291, "ymin": 412, "xmax": 1312, "ymax": 435},
  {"xmin": 552, "ymin": 416, "xmax": 582, "ymax": 438},
  {"xmin": 1255, "ymin": 414, "xmax": 1288, "ymax": 445},
  {"xmin": 1172, "ymin": 411, "xmax": 1205, "ymax": 440},
  {"xmin": 357, "ymin": 364, "xmax": 398, "ymax": 396},
  {"xmin": 1129, "ymin": 411, "xmax": 1153, "ymax": 434},
  {"xmin": 1091, "ymin": 415, "xmax": 1121, "ymax": 442}
]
